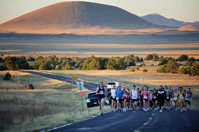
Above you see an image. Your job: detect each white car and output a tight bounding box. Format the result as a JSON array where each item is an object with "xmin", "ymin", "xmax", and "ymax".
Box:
[{"xmin": 107, "ymin": 81, "xmax": 119, "ymax": 89}]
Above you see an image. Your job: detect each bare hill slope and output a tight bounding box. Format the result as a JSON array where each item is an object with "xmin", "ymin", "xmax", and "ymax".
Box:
[{"xmin": 0, "ymin": 1, "xmax": 164, "ymax": 33}]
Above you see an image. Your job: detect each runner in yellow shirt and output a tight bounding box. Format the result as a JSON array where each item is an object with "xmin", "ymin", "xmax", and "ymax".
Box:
[{"xmin": 177, "ymin": 87, "xmax": 185, "ymax": 112}]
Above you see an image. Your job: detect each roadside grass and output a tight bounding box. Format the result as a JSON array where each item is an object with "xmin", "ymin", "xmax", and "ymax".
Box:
[
  {"xmin": 0, "ymin": 71, "xmax": 110, "ymax": 132},
  {"xmin": 0, "ymin": 91, "xmax": 110, "ymax": 132}
]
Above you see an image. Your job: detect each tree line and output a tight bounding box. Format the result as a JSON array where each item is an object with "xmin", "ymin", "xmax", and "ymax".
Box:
[
  {"xmin": 0, "ymin": 54, "xmax": 143, "ymax": 71},
  {"xmin": 0, "ymin": 54, "xmax": 198, "ymax": 75}
]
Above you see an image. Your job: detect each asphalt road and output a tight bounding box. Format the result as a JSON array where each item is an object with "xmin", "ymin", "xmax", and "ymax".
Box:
[
  {"xmin": 22, "ymin": 71, "xmax": 199, "ymax": 132},
  {"xmin": 21, "ymin": 71, "xmax": 99, "ymax": 91},
  {"xmin": 49, "ymin": 109, "xmax": 199, "ymax": 132}
]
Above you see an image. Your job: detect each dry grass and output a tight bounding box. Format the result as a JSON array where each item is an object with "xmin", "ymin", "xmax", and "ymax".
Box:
[
  {"xmin": 0, "ymin": 71, "xmax": 110, "ymax": 131},
  {"xmin": 1, "ymin": 42, "xmax": 199, "ymax": 59}
]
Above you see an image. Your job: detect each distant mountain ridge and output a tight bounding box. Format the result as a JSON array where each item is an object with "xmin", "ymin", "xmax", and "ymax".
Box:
[
  {"xmin": 141, "ymin": 13, "xmax": 199, "ymax": 27},
  {"xmin": 0, "ymin": 1, "xmax": 166, "ymax": 33}
]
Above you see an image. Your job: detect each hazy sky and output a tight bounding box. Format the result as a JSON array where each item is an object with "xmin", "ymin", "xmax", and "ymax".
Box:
[{"xmin": 0, "ymin": 0, "xmax": 199, "ymax": 24}]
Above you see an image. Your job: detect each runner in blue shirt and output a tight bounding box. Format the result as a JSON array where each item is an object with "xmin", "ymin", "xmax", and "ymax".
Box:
[{"xmin": 116, "ymin": 85, "xmax": 124, "ymax": 112}]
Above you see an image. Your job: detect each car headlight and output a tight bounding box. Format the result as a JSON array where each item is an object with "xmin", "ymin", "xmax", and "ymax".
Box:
[{"xmin": 87, "ymin": 99, "xmax": 90, "ymax": 103}]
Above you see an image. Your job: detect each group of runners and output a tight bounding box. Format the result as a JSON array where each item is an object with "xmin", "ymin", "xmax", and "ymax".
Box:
[{"xmin": 96, "ymin": 82, "xmax": 193, "ymax": 116}]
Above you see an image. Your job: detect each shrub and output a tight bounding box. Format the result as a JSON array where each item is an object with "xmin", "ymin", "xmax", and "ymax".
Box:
[
  {"xmin": 26, "ymin": 56, "xmax": 35, "ymax": 61},
  {"xmin": 140, "ymin": 63, "xmax": 145, "ymax": 67},
  {"xmin": 135, "ymin": 66, "xmax": 139, "ymax": 70},
  {"xmin": 151, "ymin": 64, "xmax": 154, "ymax": 66},
  {"xmin": 143, "ymin": 68, "xmax": 148, "ymax": 72},
  {"xmin": 178, "ymin": 67, "xmax": 189, "ymax": 74},
  {"xmin": 129, "ymin": 67, "xmax": 135, "ymax": 72},
  {"xmin": 3, "ymin": 72, "xmax": 11, "ymax": 80},
  {"xmin": 188, "ymin": 57, "xmax": 195, "ymax": 62},
  {"xmin": 0, "ymin": 57, "xmax": 3, "ymax": 62}
]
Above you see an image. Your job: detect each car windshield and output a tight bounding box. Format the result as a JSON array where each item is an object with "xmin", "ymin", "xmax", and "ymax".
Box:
[
  {"xmin": 88, "ymin": 93, "xmax": 97, "ymax": 98},
  {"xmin": 108, "ymin": 82, "xmax": 116, "ymax": 85}
]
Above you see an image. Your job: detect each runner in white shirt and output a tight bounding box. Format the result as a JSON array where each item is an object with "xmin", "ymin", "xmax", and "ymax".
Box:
[
  {"xmin": 130, "ymin": 84, "xmax": 138, "ymax": 112},
  {"xmin": 110, "ymin": 85, "xmax": 117, "ymax": 112}
]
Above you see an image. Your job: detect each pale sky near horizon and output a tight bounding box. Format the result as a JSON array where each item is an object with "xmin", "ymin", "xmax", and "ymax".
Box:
[{"xmin": 0, "ymin": 0, "xmax": 199, "ymax": 24}]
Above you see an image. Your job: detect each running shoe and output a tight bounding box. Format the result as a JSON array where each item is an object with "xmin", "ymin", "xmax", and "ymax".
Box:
[
  {"xmin": 160, "ymin": 110, "xmax": 162, "ymax": 112},
  {"xmin": 101, "ymin": 112, "xmax": 103, "ymax": 116},
  {"xmin": 180, "ymin": 109, "xmax": 183, "ymax": 112}
]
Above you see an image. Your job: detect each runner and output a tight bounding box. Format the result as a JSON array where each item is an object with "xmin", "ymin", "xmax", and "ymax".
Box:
[
  {"xmin": 165, "ymin": 86, "xmax": 171, "ymax": 110},
  {"xmin": 183, "ymin": 90, "xmax": 187, "ymax": 111},
  {"xmin": 177, "ymin": 87, "xmax": 185, "ymax": 112},
  {"xmin": 122, "ymin": 86, "xmax": 128, "ymax": 112},
  {"xmin": 116, "ymin": 85, "xmax": 124, "ymax": 112},
  {"xmin": 137, "ymin": 88, "xmax": 141, "ymax": 110},
  {"xmin": 149, "ymin": 90, "xmax": 153, "ymax": 110},
  {"xmin": 173, "ymin": 89, "xmax": 179, "ymax": 110},
  {"xmin": 157, "ymin": 85, "xmax": 166, "ymax": 112},
  {"xmin": 96, "ymin": 82, "xmax": 106, "ymax": 116},
  {"xmin": 110, "ymin": 85, "xmax": 117, "ymax": 112},
  {"xmin": 146, "ymin": 87, "xmax": 150, "ymax": 110},
  {"xmin": 107, "ymin": 88, "xmax": 111, "ymax": 109},
  {"xmin": 126, "ymin": 88, "xmax": 130, "ymax": 110},
  {"xmin": 130, "ymin": 84, "xmax": 138, "ymax": 112},
  {"xmin": 152, "ymin": 89, "xmax": 158, "ymax": 110},
  {"xmin": 140, "ymin": 87, "xmax": 144, "ymax": 109},
  {"xmin": 169, "ymin": 86, "xmax": 174, "ymax": 110},
  {"xmin": 187, "ymin": 88, "xmax": 192, "ymax": 111},
  {"xmin": 141, "ymin": 87, "xmax": 149, "ymax": 111}
]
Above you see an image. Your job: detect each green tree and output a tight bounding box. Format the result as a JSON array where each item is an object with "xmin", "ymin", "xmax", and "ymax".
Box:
[
  {"xmin": 26, "ymin": 56, "xmax": 35, "ymax": 61},
  {"xmin": 19, "ymin": 56, "xmax": 29, "ymax": 69},
  {"xmin": 178, "ymin": 55, "xmax": 189, "ymax": 61},
  {"xmin": 165, "ymin": 60, "xmax": 179, "ymax": 73},
  {"xmin": 106, "ymin": 57, "xmax": 127, "ymax": 70},
  {"xmin": 55, "ymin": 65, "xmax": 62, "ymax": 70},
  {"xmin": 190, "ymin": 62, "xmax": 199, "ymax": 75},
  {"xmin": 145, "ymin": 54, "xmax": 153, "ymax": 61},
  {"xmin": 36, "ymin": 56, "xmax": 44, "ymax": 61},
  {"xmin": 62, "ymin": 62, "xmax": 72, "ymax": 70},
  {"xmin": 157, "ymin": 65, "xmax": 167, "ymax": 73},
  {"xmin": 140, "ymin": 57, "xmax": 143, "ymax": 62},
  {"xmin": 4, "ymin": 56, "xmax": 19, "ymax": 70},
  {"xmin": 178, "ymin": 66, "xmax": 189, "ymax": 74},
  {"xmin": 38, "ymin": 63, "xmax": 45, "ymax": 70}
]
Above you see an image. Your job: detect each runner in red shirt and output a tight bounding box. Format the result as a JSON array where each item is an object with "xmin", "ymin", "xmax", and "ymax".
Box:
[
  {"xmin": 122, "ymin": 86, "xmax": 128, "ymax": 112},
  {"xmin": 186, "ymin": 88, "xmax": 192, "ymax": 111}
]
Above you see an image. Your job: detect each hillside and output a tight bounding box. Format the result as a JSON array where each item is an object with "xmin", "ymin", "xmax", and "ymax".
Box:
[
  {"xmin": 0, "ymin": 1, "xmax": 165, "ymax": 33},
  {"xmin": 141, "ymin": 13, "xmax": 199, "ymax": 27}
]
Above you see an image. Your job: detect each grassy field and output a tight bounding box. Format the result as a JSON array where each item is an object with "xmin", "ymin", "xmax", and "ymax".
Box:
[
  {"xmin": 0, "ymin": 71, "xmax": 110, "ymax": 132},
  {"xmin": 0, "ymin": 61, "xmax": 199, "ymax": 131}
]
